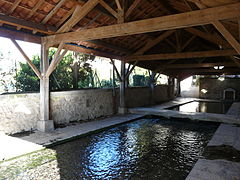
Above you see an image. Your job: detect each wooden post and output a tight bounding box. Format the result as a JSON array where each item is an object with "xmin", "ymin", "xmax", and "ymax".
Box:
[
  {"xmin": 119, "ymin": 61, "xmax": 127, "ymax": 114},
  {"xmin": 149, "ymin": 71, "xmax": 156, "ymax": 105},
  {"xmin": 37, "ymin": 42, "xmax": 54, "ymax": 132},
  {"xmin": 177, "ymin": 77, "xmax": 181, "ymax": 97}
]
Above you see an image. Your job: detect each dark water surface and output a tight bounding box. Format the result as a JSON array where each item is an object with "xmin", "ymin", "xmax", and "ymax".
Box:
[
  {"xmin": 52, "ymin": 118, "xmax": 218, "ymax": 180},
  {"xmin": 168, "ymin": 101, "xmax": 232, "ymax": 114}
]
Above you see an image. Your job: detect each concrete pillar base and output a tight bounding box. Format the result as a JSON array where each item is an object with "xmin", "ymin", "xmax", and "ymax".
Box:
[
  {"xmin": 37, "ymin": 120, "xmax": 54, "ymax": 132},
  {"xmin": 118, "ymin": 107, "xmax": 128, "ymax": 114}
]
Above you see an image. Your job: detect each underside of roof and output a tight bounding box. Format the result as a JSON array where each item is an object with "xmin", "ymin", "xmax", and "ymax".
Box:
[{"xmin": 0, "ymin": 0, "xmax": 240, "ymax": 79}]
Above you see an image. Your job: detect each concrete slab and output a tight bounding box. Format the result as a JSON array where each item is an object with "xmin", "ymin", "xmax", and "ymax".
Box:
[
  {"xmin": 186, "ymin": 159, "xmax": 240, "ymax": 180},
  {"xmin": 208, "ymin": 124, "xmax": 240, "ymax": 151},
  {"xmin": 0, "ymin": 133, "xmax": 44, "ymax": 161},
  {"xmin": 129, "ymin": 98, "xmax": 240, "ymax": 125},
  {"xmin": 0, "ymin": 114, "xmax": 143, "ymax": 161}
]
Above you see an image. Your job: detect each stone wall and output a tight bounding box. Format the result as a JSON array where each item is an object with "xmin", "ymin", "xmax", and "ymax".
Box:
[
  {"xmin": 0, "ymin": 85, "xmax": 174, "ymax": 134},
  {"xmin": 199, "ymin": 78, "xmax": 240, "ymax": 100}
]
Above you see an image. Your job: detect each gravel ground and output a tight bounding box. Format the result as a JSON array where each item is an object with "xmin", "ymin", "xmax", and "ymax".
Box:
[{"xmin": 0, "ymin": 148, "xmax": 61, "ymax": 180}]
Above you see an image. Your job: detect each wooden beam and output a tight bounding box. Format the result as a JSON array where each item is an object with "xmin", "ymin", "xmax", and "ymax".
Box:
[
  {"xmin": 166, "ymin": 62, "xmax": 236, "ymax": 69},
  {"xmin": 110, "ymin": 58, "xmax": 121, "ymax": 80},
  {"xmin": 134, "ymin": 30, "xmax": 175, "ymax": 55},
  {"xmin": 126, "ymin": 49, "xmax": 238, "ymax": 62},
  {"xmin": 0, "ymin": 14, "xmax": 57, "ymax": 34},
  {"xmin": 87, "ymin": 39, "xmax": 132, "ymax": 54},
  {"xmin": 125, "ymin": 61, "xmax": 138, "ymax": 79},
  {"xmin": 98, "ymin": 0, "xmax": 118, "ymax": 18},
  {"xmin": 213, "ymin": 21, "xmax": 240, "ymax": 55},
  {"xmin": 181, "ymin": 35, "xmax": 196, "ymax": 51},
  {"xmin": 45, "ymin": 43, "xmax": 67, "ymax": 77},
  {"xmin": 11, "ymin": 39, "xmax": 42, "ymax": 79},
  {"xmin": 8, "ymin": 0, "xmax": 22, "ymax": 15},
  {"xmin": 64, "ymin": 43, "xmax": 122, "ymax": 59},
  {"xmin": 115, "ymin": 0, "xmax": 122, "ymax": 10},
  {"xmin": 57, "ymin": 0, "xmax": 99, "ymax": 33},
  {"xmin": 185, "ymin": 27, "xmax": 230, "ymax": 48},
  {"xmin": 125, "ymin": 0, "xmax": 142, "ymax": 18},
  {"xmin": 41, "ymin": 0, "xmax": 66, "ymax": 24},
  {"xmin": 44, "ymin": 2, "xmax": 240, "ymax": 46},
  {"xmin": 0, "ymin": 27, "xmax": 41, "ymax": 44},
  {"xmin": 229, "ymin": 56, "xmax": 240, "ymax": 68}
]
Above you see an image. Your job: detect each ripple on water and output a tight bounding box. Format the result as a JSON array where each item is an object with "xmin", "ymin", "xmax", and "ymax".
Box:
[{"xmin": 52, "ymin": 117, "xmax": 218, "ymax": 180}]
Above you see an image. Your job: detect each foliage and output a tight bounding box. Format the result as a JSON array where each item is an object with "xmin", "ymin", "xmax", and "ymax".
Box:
[{"xmin": 15, "ymin": 49, "xmax": 95, "ymax": 92}]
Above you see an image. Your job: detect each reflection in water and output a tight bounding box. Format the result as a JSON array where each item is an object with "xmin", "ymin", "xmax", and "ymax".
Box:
[
  {"xmin": 169, "ymin": 101, "xmax": 232, "ymax": 114},
  {"xmin": 53, "ymin": 118, "xmax": 217, "ymax": 179}
]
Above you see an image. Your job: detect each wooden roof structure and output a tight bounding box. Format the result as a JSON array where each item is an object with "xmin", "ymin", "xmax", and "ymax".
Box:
[{"xmin": 0, "ymin": 0, "xmax": 240, "ymax": 79}]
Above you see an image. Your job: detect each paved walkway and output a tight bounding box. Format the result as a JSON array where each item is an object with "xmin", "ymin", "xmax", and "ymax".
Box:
[
  {"xmin": 186, "ymin": 124, "xmax": 240, "ymax": 180},
  {"xmin": 129, "ymin": 98, "xmax": 240, "ymax": 125},
  {"xmin": 0, "ymin": 114, "xmax": 142, "ymax": 161}
]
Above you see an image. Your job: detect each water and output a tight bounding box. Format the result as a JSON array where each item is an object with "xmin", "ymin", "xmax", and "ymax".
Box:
[
  {"xmin": 167, "ymin": 101, "xmax": 232, "ymax": 114},
  {"xmin": 52, "ymin": 118, "xmax": 217, "ymax": 179}
]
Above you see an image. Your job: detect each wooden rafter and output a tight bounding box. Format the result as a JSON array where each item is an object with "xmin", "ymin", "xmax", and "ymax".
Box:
[
  {"xmin": 213, "ymin": 21, "xmax": 240, "ymax": 55},
  {"xmin": 99, "ymin": 0, "xmax": 118, "ymax": 18},
  {"xmin": 8, "ymin": 0, "xmax": 22, "ymax": 15},
  {"xmin": 11, "ymin": 39, "xmax": 42, "ymax": 79},
  {"xmin": 125, "ymin": 0, "xmax": 142, "ymax": 18},
  {"xmin": 185, "ymin": 27, "xmax": 230, "ymax": 48},
  {"xmin": 115, "ymin": 0, "xmax": 122, "ymax": 10},
  {"xmin": 126, "ymin": 49, "xmax": 238, "ymax": 62},
  {"xmin": 0, "ymin": 28, "xmax": 41, "ymax": 44},
  {"xmin": 41, "ymin": 0, "xmax": 66, "ymax": 24},
  {"xmin": 134, "ymin": 30, "xmax": 175, "ymax": 55},
  {"xmin": 57, "ymin": 0, "xmax": 99, "ymax": 33},
  {"xmin": 165, "ymin": 62, "xmax": 236, "ymax": 69},
  {"xmin": 44, "ymin": 2, "xmax": 240, "ymax": 46},
  {"xmin": 26, "ymin": 0, "xmax": 45, "ymax": 20},
  {"xmin": 0, "ymin": 14, "xmax": 56, "ymax": 34}
]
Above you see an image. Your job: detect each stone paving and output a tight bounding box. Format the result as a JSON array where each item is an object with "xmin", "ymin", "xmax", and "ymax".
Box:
[
  {"xmin": 186, "ymin": 124, "xmax": 240, "ymax": 180},
  {"xmin": 0, "ymin": 114, "xmax": 142, "ymax": 161},
  {"xmin": 129, "ymin": 98, "xmax": 240, "ymax": 125}
]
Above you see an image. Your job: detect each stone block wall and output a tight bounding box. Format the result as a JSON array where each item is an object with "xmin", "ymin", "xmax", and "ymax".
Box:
[
  {"xmin": 199, "ymin": 78, "xmax": 240, "ymax": 100},
  {"xmin": 0, "ymin": 85, "xmax": 174, "ymax": 134}
]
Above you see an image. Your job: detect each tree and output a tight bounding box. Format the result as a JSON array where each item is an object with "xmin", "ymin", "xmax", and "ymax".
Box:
[{"xmin": 15, "ymin": 49, "xmax": 95, "ymax": 92}]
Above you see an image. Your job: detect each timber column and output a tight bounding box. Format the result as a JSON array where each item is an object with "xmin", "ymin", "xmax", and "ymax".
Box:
[
  {"xmin": 119, "ymin": 61, "xmax": 127, "ymax": 114},
  {"xmin": 37, "ymin": 42, "xmax": 54, "ymax": 132},
  {"xmin": 149, "ymin": 71, "xmax": 156, "ymax": 105}
]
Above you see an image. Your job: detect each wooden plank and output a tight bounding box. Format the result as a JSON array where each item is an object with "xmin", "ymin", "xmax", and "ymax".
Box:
[
  {"xmin": 125, "ymin": 0, "xmax": 142, "ymax": 18},
  {"xmin": 0, "ymin": 27, "xmax": 41, "ymax": 44},
  {"xmin": 41, "ymin": 0, "xmax": 66, "ymax": 24},
  {"xmin": 44, "ymin": 2, "xmax": 240, "ymax": 45},
  {"xmin": 134, "ymin": 30, "xmax": 175, "ymax": 55},
  {"xmin": 8, "ymin": 0, "xmax": 22, "ymax": 15},
  {"xmin": 56, "ymin": 7, "xmax": 75, "ymax": 27},
  {"xmin": 57, "ymin": 0, "xmax": 99, "ymax": 33},
  {"xmin": 126, "ymin": 49, "xmax": 238, "ymax": 62},
  {"xmin": 213, "ymin": 21, "xmax": 240, "ymax": 55},
  {"xmin": 0, "ymin": 14, "xmax": 57, "ymax": 34},
  {"xmin": 98, "ymin": 0, "xmax": 118, "ymax": 18},
  {"xmin": 11, "ymin": 39, "xmax": 42, "ymax": 79},
  {"xmin": 26, "ymin": 0, "xmax": 45, "ymax": 19}
]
